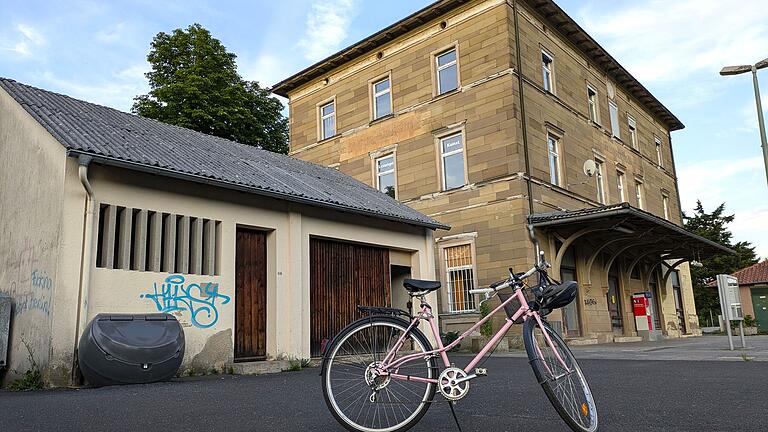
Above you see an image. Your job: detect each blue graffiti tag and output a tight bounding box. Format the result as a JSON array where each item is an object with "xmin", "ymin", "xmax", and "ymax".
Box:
[{"xmin": 141, "ymin": 274, "xmax": 230, "ymax": 329}]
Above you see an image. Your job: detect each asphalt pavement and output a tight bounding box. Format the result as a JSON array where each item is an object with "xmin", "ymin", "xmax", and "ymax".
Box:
[{"xmin": 1, "ymin": 356, "xmax": 766, "ymax": 431}]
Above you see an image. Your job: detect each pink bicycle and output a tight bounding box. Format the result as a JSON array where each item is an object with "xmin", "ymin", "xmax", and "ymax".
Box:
[{"xmin": 321, "ymin": 234, "xmax": 597, "ymax": 432}]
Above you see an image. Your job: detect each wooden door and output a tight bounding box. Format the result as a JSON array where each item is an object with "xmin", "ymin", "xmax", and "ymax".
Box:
[
  {"xmin": 235, "ymin": 229, "xmax": 267, "ymax": 361},
  {"xmin": 309, "ymin": 238, "xmax": 390, "ymax": 357}
]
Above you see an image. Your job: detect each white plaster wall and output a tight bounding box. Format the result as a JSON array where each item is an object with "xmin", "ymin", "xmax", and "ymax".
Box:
[
  {"xmin": 54, "ymin": 163, "xmax": 437, "ymax": 376},
  {"xmin": 0, "ymin": 88, "xmax": 67, "ymax": 384}
]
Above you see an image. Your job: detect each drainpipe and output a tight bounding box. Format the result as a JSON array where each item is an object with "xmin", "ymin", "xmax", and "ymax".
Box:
[
  {"xmin": 72, "ymin": 155, "xmax": 94, "ymax": 384},
  {"xmin": 511, "ymin": 0, "xmax": 534, "ymax": 216}
]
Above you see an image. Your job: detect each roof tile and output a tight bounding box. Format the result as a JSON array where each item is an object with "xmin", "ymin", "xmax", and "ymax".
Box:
[{"xmin": 0, "ymin": 78, "xmax": 447, "ymax": 230}]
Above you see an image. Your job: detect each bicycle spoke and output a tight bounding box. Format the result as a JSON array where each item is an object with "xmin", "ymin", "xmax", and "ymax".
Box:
[
  {"xmin": 324, "ymin": 320, "xmax": 435, "ymax": 432},
  {"xmin": 530, "ymin": 322, "xmax": 596, "ymax": 431}
]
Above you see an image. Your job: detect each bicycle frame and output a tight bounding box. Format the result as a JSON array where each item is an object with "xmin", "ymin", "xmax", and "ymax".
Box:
[{"xmin": 379, "ymin": 286, "xmax": 568, "ymax": 385}]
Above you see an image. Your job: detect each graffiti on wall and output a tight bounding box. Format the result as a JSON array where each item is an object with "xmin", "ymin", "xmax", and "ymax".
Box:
[
  {"xmin": 0, "ymin": 268, "xmax": 53, "ymax": 318},
  {"xmin": 141, "ymin": 274, "xmax": 230, "ymax": 329}
]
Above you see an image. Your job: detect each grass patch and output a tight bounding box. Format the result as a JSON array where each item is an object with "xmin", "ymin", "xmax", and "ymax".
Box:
[
  {"xmin": 285, "ymin": 357, "xmax": 311, "ymax": 372},
  {"xmin": 7, "ymin": 340, "xmax": 44, "ymax": 391}
]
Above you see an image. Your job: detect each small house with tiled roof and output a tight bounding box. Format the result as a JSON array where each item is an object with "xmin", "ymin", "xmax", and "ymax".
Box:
[
  {"xmin": 0, "ymin": 78, "xmax": 446, "ymax": 387},
  {"xmin": 728, "ymin": 260, "xmax": 768, "ymax": 328}
]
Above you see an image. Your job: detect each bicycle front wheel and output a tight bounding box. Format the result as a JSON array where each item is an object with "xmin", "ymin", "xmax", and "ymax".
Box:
[
  {"xmin": 523, "ymin": 317, "xmax": 598, "ymax": 432},
  {"xmin": 322, "ymin": 316, "xmax": 438, "ymax": 432}
]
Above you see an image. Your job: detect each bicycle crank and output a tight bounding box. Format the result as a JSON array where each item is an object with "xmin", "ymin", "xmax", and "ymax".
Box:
[{"xmin": 438, "ymin": 367, "xmax": 473, "ymax": 401}]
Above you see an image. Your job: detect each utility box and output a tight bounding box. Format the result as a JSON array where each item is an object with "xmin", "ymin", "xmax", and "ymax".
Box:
[
  {"xmin": 0, "ymin": 295, "xmax": 10, "ymax": 368},
  {"xmin": 78, "ymin": 313, "xmax": 185, "ymax": 387}
]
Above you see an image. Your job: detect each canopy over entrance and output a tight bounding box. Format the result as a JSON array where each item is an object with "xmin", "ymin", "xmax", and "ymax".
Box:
[{"xmin": 528, "ymin": 203, "xmax": 734, "ymax": 285}]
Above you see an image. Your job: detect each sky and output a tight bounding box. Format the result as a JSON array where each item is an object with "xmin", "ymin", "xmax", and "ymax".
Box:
[{"xmin": 1, "ymin": 0, "xmax": 767, "ymax": 258}]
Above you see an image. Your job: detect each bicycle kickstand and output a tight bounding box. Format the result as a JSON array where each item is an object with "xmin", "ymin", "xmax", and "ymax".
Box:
[{"xmin": 448, "ymin": 400, "xmax": 462, "ymax": 432}]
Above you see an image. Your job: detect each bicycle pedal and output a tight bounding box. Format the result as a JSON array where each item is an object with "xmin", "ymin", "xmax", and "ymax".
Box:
[{"xmin": 474, "ymin": 368, "xmax": 487, "ymax": 376}]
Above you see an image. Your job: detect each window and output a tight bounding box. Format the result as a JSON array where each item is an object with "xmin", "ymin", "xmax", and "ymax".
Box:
[
  {"xmin": 375, "ymin": 154, "xmax": 396, "ymax": 198},
  {"xmin": 435, "ymin": 48, "xmax": 459, "ymax": 95},
  {"xmin": 609, "ymin": 100, "xmax": 620, "ymax": 138},
  {"xmin": 547, "ymin": 133, "xmax": 561, "ymax": 186},
  {"xmin": 628, "ymin": 114, "xmax": 638, "ymax": 149},
  {"xmin": 655, "ymin": 137, "xmax": 663, "ymax": 167},
  {"xmin": 542, "ymin": 50, "xmax": 554, "ymax": 93},
  {"xmin": 444, "ymin": 244, "xmax": 476, "ymax": 312},
  {"xmin": 635, "ymin": 180, "xmax": 644, "ymax": 209},
  {"xmin": 372, "ymin": 77, "xmax": 392, "ymax": 119},
  {"xmin": 96, "ymin": 204, "xmax": 220, "ymax": 275},
  {"xmin": 595, "ymin": 159, "xmax": 606, "ymax": 204},
  {"xmin": 319, "ymin": 101, "xmax": 336, "ymax": 140},
  {"xmin": 440, "ymin": 133, "xmax": 466, "ymax": 190},
  {"xmin": 617, "ymin": 171, "xmax": 626, "ymax": 202},
  {"xmin": 587, "ymin": 85, "xmax": 599, "ymax": 123},
  {"xmin": 662, "ymin": 194, "xmax": 670, "ymax": 220}
]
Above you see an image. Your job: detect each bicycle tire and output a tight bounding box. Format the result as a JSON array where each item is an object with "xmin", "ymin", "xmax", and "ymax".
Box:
[
  {"xmin": 321, "ymin": 315, "xmax": 438, "ymax": 432},
  {"xmin": 523, "ymin": 317, "xmax": 598, "ymax": 432}
]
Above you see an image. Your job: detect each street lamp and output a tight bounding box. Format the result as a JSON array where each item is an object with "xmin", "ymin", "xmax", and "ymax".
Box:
[{"xmin": 720, "ymin": 58, "xmax": 768, "ymax": 187}]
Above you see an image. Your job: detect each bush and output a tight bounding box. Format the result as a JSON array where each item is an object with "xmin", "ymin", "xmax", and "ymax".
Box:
[
  {"xmin": 441, "ymin": 331, "xmax": 461, "ymax": 351},
  {"xmin": 479, "ymin": 302, "xmax": 493, "ymax": 338}
]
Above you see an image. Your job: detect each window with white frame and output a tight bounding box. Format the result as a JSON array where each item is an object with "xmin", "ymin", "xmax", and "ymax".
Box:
[
  {"xmin": 542, "ymin": 50, "xmax": 554, "ymax": 93},
  {"xmin": 372, "ymin": 77, "xmax": 392, "ymax": 119},
  {"xmin": 440, "ymin": 133, "xmax": 466, "ymax": 190},
  {"xmin": 655, "ymin": 137, "xmax": 663, "ymax": 166},
  {"xmin": 587, "ymin": 85, "xmax": 599, "ymax": 123},
  {"xmin": 617, "ymin": 170, "xmax": 626, "ymax": 202},
  {"xmin": 628, "ymin": 114, "xmax": 638, "ymax": 149},
  {"xmin": 444, "ymin": 243, "xmax": 476, "ymax": 312},
  {"xmin": 435, "ymin": 48, "xmax": 459, "ymax": 95},
  {"xmin": 635, "ymin": 180, "xmax": 644, "ymax": 209},
  {"xmin": 375, "ymin": 154, "xmax": 396, "ymax": 198},
  {"xmin": 547, "ymin": 133, "xmax": 561, "ymax": 186},
  {"xmin": 609, "ymin": 100, "xmax": 620, "ymax": 138},
  {"xmin": 319, "ymin": 101, "xmax": 336, "ymax": 140},
  {"xmin": 662, "ymin": 194, "xmax": 670, "ymax": 220},
  {"xmin": 595, "ymin": 159, "xmax": 606, "ymax": 204}
]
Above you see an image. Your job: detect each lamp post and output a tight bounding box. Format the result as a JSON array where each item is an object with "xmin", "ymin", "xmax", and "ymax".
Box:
[{"xmin": 720, "ymin": 58, "xmax": 768, "ymax": 187}]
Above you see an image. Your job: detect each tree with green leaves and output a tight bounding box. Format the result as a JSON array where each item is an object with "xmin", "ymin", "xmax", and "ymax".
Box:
[
  {"xmin": 132, "ymin": 24, "xmax": 288, "ymax": 154},
  {"xmin": 683, "ymin": 201, "xmax": 759, "ymax": 325}
]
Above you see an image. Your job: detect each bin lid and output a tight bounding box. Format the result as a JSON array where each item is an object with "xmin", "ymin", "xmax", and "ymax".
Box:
[{"xmin": 90, "ymin": 313, "xmax": 183, "ymax": 364}]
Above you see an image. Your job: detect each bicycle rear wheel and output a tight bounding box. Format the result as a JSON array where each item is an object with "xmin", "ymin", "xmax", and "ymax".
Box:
[
  {"xmin": 523, "ymin": 317, "xmax": 598, "ymax": 432},
  {"xmin": 322, "ymin": 316, "xmax": 437, "ymax": 432}
]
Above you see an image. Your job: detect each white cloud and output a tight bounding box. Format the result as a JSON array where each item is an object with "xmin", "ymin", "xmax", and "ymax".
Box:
[
  {"xmin": 38, "ymin": 66, "xmax": 149, "ymax": 112},
  {"xmin": 297, "ymin": 0, "xmax": 358, "ymax": 61},
  {"xmin": 0, "ymin": 24, "xmax": 46, "ymax": 58},
  {"xmin": 678, "ymin": 156, "xmax": 768, "ymax": 258},
  {"xmin": 740, "ymin": 93, "xmax": 768, "ymax": 132},
  {"xmin": 579, "ymin": 0, "xmax": 768, "ymax": 83},
  {"xmin": 240, "ymin": 54, "xmax": 291, "ymax": 89},
  {"xmin": 96, "ymin": 22, "xmax": 129, "ymax": 44}
]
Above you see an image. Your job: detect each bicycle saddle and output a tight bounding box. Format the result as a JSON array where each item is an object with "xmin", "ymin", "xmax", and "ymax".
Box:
[{"xmin": 403, "ymin": 279, "xmax": 441, "ymax": 294}]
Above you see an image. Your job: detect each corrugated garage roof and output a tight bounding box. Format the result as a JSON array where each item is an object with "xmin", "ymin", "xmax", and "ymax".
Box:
[{"xmin": 0, "ymin": 78, "xmax": 448, "ymax": 230}]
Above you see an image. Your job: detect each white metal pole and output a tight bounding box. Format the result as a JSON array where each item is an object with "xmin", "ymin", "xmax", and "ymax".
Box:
[
  {"xmin": 751, "ymin": 66, "xmax": 768, "ymax": 187},
  {"xmin": 718, "ymin": 281, "xmax": 734, "ymax": 350},
  {"xmin": 739, "ymin": 321, "xmax": 746, "ymax": 348}
]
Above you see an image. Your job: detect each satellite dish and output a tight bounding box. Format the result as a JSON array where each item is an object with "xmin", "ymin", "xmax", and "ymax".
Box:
[{"xmin": 583, "ymin": 159, "xmax": 597, "ymax": 177}]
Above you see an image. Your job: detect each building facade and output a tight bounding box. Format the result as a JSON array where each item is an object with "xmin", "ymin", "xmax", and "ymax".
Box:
[
  {"xmin": 274, "ymin": 0, "xmax": 731, "ymax": 343},
  {"xmin": 0, "ymin": 78, "xmax": 443, "ymax": 386}
]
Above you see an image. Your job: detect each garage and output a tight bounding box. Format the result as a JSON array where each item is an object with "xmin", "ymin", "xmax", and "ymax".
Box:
[{"xmin": 309, "ymin": 238, "xmax": 391, "ymax": 357}]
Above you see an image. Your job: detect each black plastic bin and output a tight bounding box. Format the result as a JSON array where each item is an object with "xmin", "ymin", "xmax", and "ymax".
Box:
[{"xmin": 78, "ymin": 313, "xmax": 185, "ymax": 387}]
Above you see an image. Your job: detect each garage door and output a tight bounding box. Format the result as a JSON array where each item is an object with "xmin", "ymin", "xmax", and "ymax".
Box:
[{"xmin": 310, "ymin": 238, "xmax": 391, "ymax": 357}]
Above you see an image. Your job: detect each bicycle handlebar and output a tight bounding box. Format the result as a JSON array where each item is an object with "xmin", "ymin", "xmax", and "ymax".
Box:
[{"xmin": 468, "ymin": 225, "xmax": 551, "ymax": 297}]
